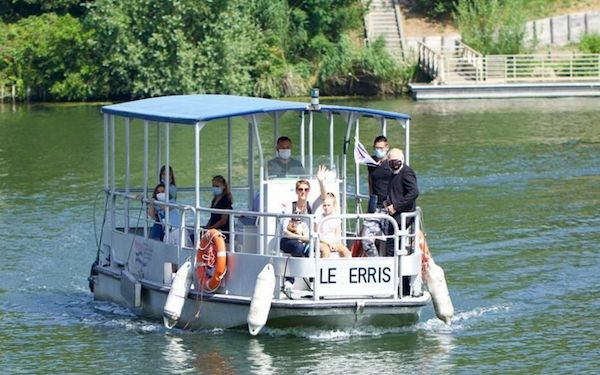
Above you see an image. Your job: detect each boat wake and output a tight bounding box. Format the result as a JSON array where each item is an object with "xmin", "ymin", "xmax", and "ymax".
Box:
[
  {"xmin": 418, "ymin": 303, "xmax": 512, "ymax": 332},
  {"xmin": 263, "ymin": 304, "xmax": 512, "ymax": 340},
  {"xmin": 262, "ymin": 325, "xmax": 416, "ymax": 341}
]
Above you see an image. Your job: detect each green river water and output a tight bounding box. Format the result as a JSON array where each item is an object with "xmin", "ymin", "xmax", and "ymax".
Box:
[{"xmin": 0, "ymin": 97, "xmax": 599, "ymax": 374}]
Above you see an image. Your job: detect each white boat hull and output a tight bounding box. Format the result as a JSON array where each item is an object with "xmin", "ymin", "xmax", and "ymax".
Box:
[{"xmin": 92, "ymin": 266, "xmax": 430, "ymax": 330}]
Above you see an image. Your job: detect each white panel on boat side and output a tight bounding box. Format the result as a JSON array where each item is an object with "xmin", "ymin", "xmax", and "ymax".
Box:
[
  {"xmin": 315, "ymin": 258, "xmax": 395, "ymax": 297},
  {"xmin": 400, "ymin": 252, "xmax": 421, "ymax": 276}
]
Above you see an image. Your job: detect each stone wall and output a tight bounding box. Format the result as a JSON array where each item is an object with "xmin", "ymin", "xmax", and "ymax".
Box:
[
  {"xmin": 404, "ymin": 10, "xmax": 600, "ymax": 53},
  {"xmin": 528, "ymin": 10, "xmax": 600, "ymax": 46}
]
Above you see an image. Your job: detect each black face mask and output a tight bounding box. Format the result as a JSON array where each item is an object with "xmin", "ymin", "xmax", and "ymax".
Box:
[{"xmin": 389, "ymin": 159, "xmax": 403, "ymax": 170}]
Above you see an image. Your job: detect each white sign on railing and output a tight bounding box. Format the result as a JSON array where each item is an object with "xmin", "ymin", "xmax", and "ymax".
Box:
[{"xmin": 316, "ymin": 258, "xmax": 395, "ymax": 297}]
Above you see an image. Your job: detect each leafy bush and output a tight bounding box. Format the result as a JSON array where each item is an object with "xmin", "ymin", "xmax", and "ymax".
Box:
[
  {"xmin": 1, "ymin": 0, "xmax": 410, "ymax": 100},
  {"xmin": 579, "ymin": 33, "xmax": 600, "ymax": 53},
  {"xmin": 0, "ymin": 13, "xmax": 95, "ymax": 100},
  {"xmin": 409, "ymin": 0, "xmax": 459, "ymax": 20},
  {"xmin": 454, "ymin": 0, "xmax": 527, "ymax": 54},
  {"xmin": 315, "ymin": 35, "xmax": 413, "ymax": 96}
]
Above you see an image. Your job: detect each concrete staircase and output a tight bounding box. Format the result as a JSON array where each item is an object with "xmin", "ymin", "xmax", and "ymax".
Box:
[{"xmin": 364, "ymin": 0, "xmax": 405, "ymax": 60}]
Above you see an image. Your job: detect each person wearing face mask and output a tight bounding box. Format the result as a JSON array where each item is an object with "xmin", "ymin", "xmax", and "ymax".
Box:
[
  {"xmin": 267, "ymin": 136, "xmax": 306, "ymax": 178},
  {"xmin": 148, "ymin": 183, "xmax": 167, "ymax": 241},
  {"xmin": 148, "ymin": 183, "xmax": 185, "ymax": 245},
  {"xmin": 205, "ymin": 175, "xmax": 233, "ymax": 241},
  {"xmin": 360, "ymin": 136, "xmax": 393, "ymax": 256},
  {"xmin": 159, "ymin": 165, "xmax": 177, "ymax": 201},
  {"xmin": 383, "ymin": 148, "xmax": 419, "ymax": 256}
]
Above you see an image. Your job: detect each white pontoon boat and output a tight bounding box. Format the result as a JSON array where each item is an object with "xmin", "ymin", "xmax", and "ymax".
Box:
[{"xmin": 89, "ymin": 94, "xmax": 433, "ymax": 334}]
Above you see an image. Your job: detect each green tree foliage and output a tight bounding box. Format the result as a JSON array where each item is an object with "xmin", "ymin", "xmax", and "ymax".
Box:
[
  {"xmin": 409, "ymin": 0, "xmax": 458, "ymax": 20},
  {"xmin": 0, "ymin": 0, "xmax": 410, "ymax": 100},
  {"xmin": 0, "ymin": 0, "xmax": 86, "ymax": 22},
  {"xmin": 0, "ymin": 13, "xmax": 95, "ymax": 100},
  {"xmin": 84, "ymin": 0, "xmax": 269, "ymax": 98},
  {"xmin": 317, "ymin": 36, "xmax": 414, "ymax": 95},
  {"xmin": 454, "ymin": 0, "xmax": 527, "ymax": 54}
]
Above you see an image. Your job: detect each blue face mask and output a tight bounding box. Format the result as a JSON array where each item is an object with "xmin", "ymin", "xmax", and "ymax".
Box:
[
  {"xmin": 212, "ymin": 186, "xmax": 223, "ymax": 196},
  {"xmin": 374, "ymin": 148, "xmax": 387, "ymax": 159}
]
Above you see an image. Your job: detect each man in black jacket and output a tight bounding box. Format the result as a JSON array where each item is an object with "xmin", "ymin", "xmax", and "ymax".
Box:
[
  {"xmin": 383, "ymin": 148, "xmax": 419, "ymax": 256},
  {"xmin": 361, "ymin": 135, "xmax": 393, "ymax": 256}
]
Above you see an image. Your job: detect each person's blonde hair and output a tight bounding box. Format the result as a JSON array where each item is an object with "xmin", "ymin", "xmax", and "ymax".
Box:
[{"xmin": 295, "ymin": 179, "xmax": 311, "ymax": 190}]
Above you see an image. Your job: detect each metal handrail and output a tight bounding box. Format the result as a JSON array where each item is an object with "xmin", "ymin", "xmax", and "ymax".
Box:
[
  {"xmin": 110, "ymin": 189, "xmax": 423, "ymax": 258},
  {"xmin": 455, "ymin": 41, "xmax": 484, "ymax": 82},
  {"xmin": 430, "ymin": 51, "xmax": 600, "ymax": 84},
  {"xmin": 417, "ymin": 41, "xmax": 445, "ymax": 83}
]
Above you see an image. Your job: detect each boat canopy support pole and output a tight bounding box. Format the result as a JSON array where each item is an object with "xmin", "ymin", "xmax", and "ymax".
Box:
[
  {"xmin": 247, "ymin": 121, "xmax": 254, "ymax": 214},
  {"xmin": 103, "ymin": 114, "xmax": 109, "ymax": 191},
  {"xmin": 164, "ymin": 123, "xmax": 171, "ymax": 245},
  {"xmin": 381, "ymin": 117, "xmax": 387, "ymax": 137},
  {"xmin": 273, "ymin": 112, "xmax": 280, "ymax": 150},
  {"xmin": 250, "ymin": 115, "xmax": 265, "ymax": 255},
  {"xmin": 328, "ymin": 113, "xmax": 334, "ymax": 170},
  {"xmin": 405, "ymin": 119, "xmax": 410, "ymax": 166},
  {"xmin": 194, "ymin": 122, "xmax": 204, "ymax": 248},
  {"xmin": 300, "ymin": 111, "xmax": 305, "ymax": 168},
  {"xmin": 110, "ymin": 115, "xmax": 116, "ymax": 231},
  {"xmin": 404, "ymin": 120, "xmax": 410, "ymax": 165},
  {"xmin": 125, "ymin": 118, "xmax": 131, "ymax": 234},
  {"xmin": 342, "ymin": 112, "xmax": 356, "ymax": 218},
  {"xmin": 156, "ymin": 122, "xmax": 161, "ymax": 185},
  {"xmin": 354, "ymin": 117, "xmax": 360, "ymax": 209},
  {"xmin": 143, "ymin": 120, "xmax": 149, "ymax": 239},
  {"xmin": 308, "ymin": 111, "xmax": 314, "ymax": 175},
  {"xmin": 227, "ymin": 118, "xmax": 232, "ymax": 191}
]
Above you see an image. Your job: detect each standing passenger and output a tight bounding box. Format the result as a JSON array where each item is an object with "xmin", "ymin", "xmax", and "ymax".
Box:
[
  {"xmin": 384, "ymin": 148, "xmax": 419, "ymax": 256},
  {"xmin": 361, "ymin": 136, "xmax": 393, "ymax": 256}
]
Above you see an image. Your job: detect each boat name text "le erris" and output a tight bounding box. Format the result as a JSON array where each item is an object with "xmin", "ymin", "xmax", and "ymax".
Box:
[{"xmin": 320, "ymin": 266, "xmax": 392, "ymax": 284}]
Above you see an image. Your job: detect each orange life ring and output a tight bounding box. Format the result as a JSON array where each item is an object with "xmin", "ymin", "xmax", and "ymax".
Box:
[{"xmin": 196, "ymin": 229, "xmax": 227, "ymax": 292}]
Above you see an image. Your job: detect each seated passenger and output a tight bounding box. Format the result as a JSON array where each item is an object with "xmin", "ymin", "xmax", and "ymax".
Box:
[
  {"xmin": 204, "ymin": 175, "xmax": 233, "ymax": 241},
  {"xmin": 310, "ymin": 165, "xmax": 336, "ymax": 217},
  {"xmin": 280, "ymin": 179, "xmax": 313, "ymax": 257},
  {"xmin": 148, "ymin": 183, "xmax": 166, "ymax": 240},
  {"xmin": 267, "ymin": 136, "xmax": 306, "ymax": 177},
  {"xmin": 316, "ymin": 193, "xmax": 351, "ymax": 258},
  {"xmin": 159, "ymin": 165, "xmax": 177, "ymax": 201}
]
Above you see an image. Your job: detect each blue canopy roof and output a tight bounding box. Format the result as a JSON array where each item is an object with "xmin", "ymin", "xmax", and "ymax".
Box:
[{"xmin": 102, "ymin": 95, "xmax": 410, "ymax": 124}]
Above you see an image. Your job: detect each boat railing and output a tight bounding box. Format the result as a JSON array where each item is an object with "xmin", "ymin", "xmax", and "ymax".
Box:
[
  {"xmin": 108, "ymin": 188, "xmax": 421, "ymax": 255},
  {"xmin": 106, "ymin": 189, "xmax": 424, "ymax": 299},
  {"xmin": 107, "ymin": 189, "xmax": 196, "ymax": 247},
  {"xmin": 311, "ymin": 212, "xmax": 421, "ymax": 299},
  {"xmin": 315, "ymin": 212, "xmax": 419, "ymax": 258}
]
